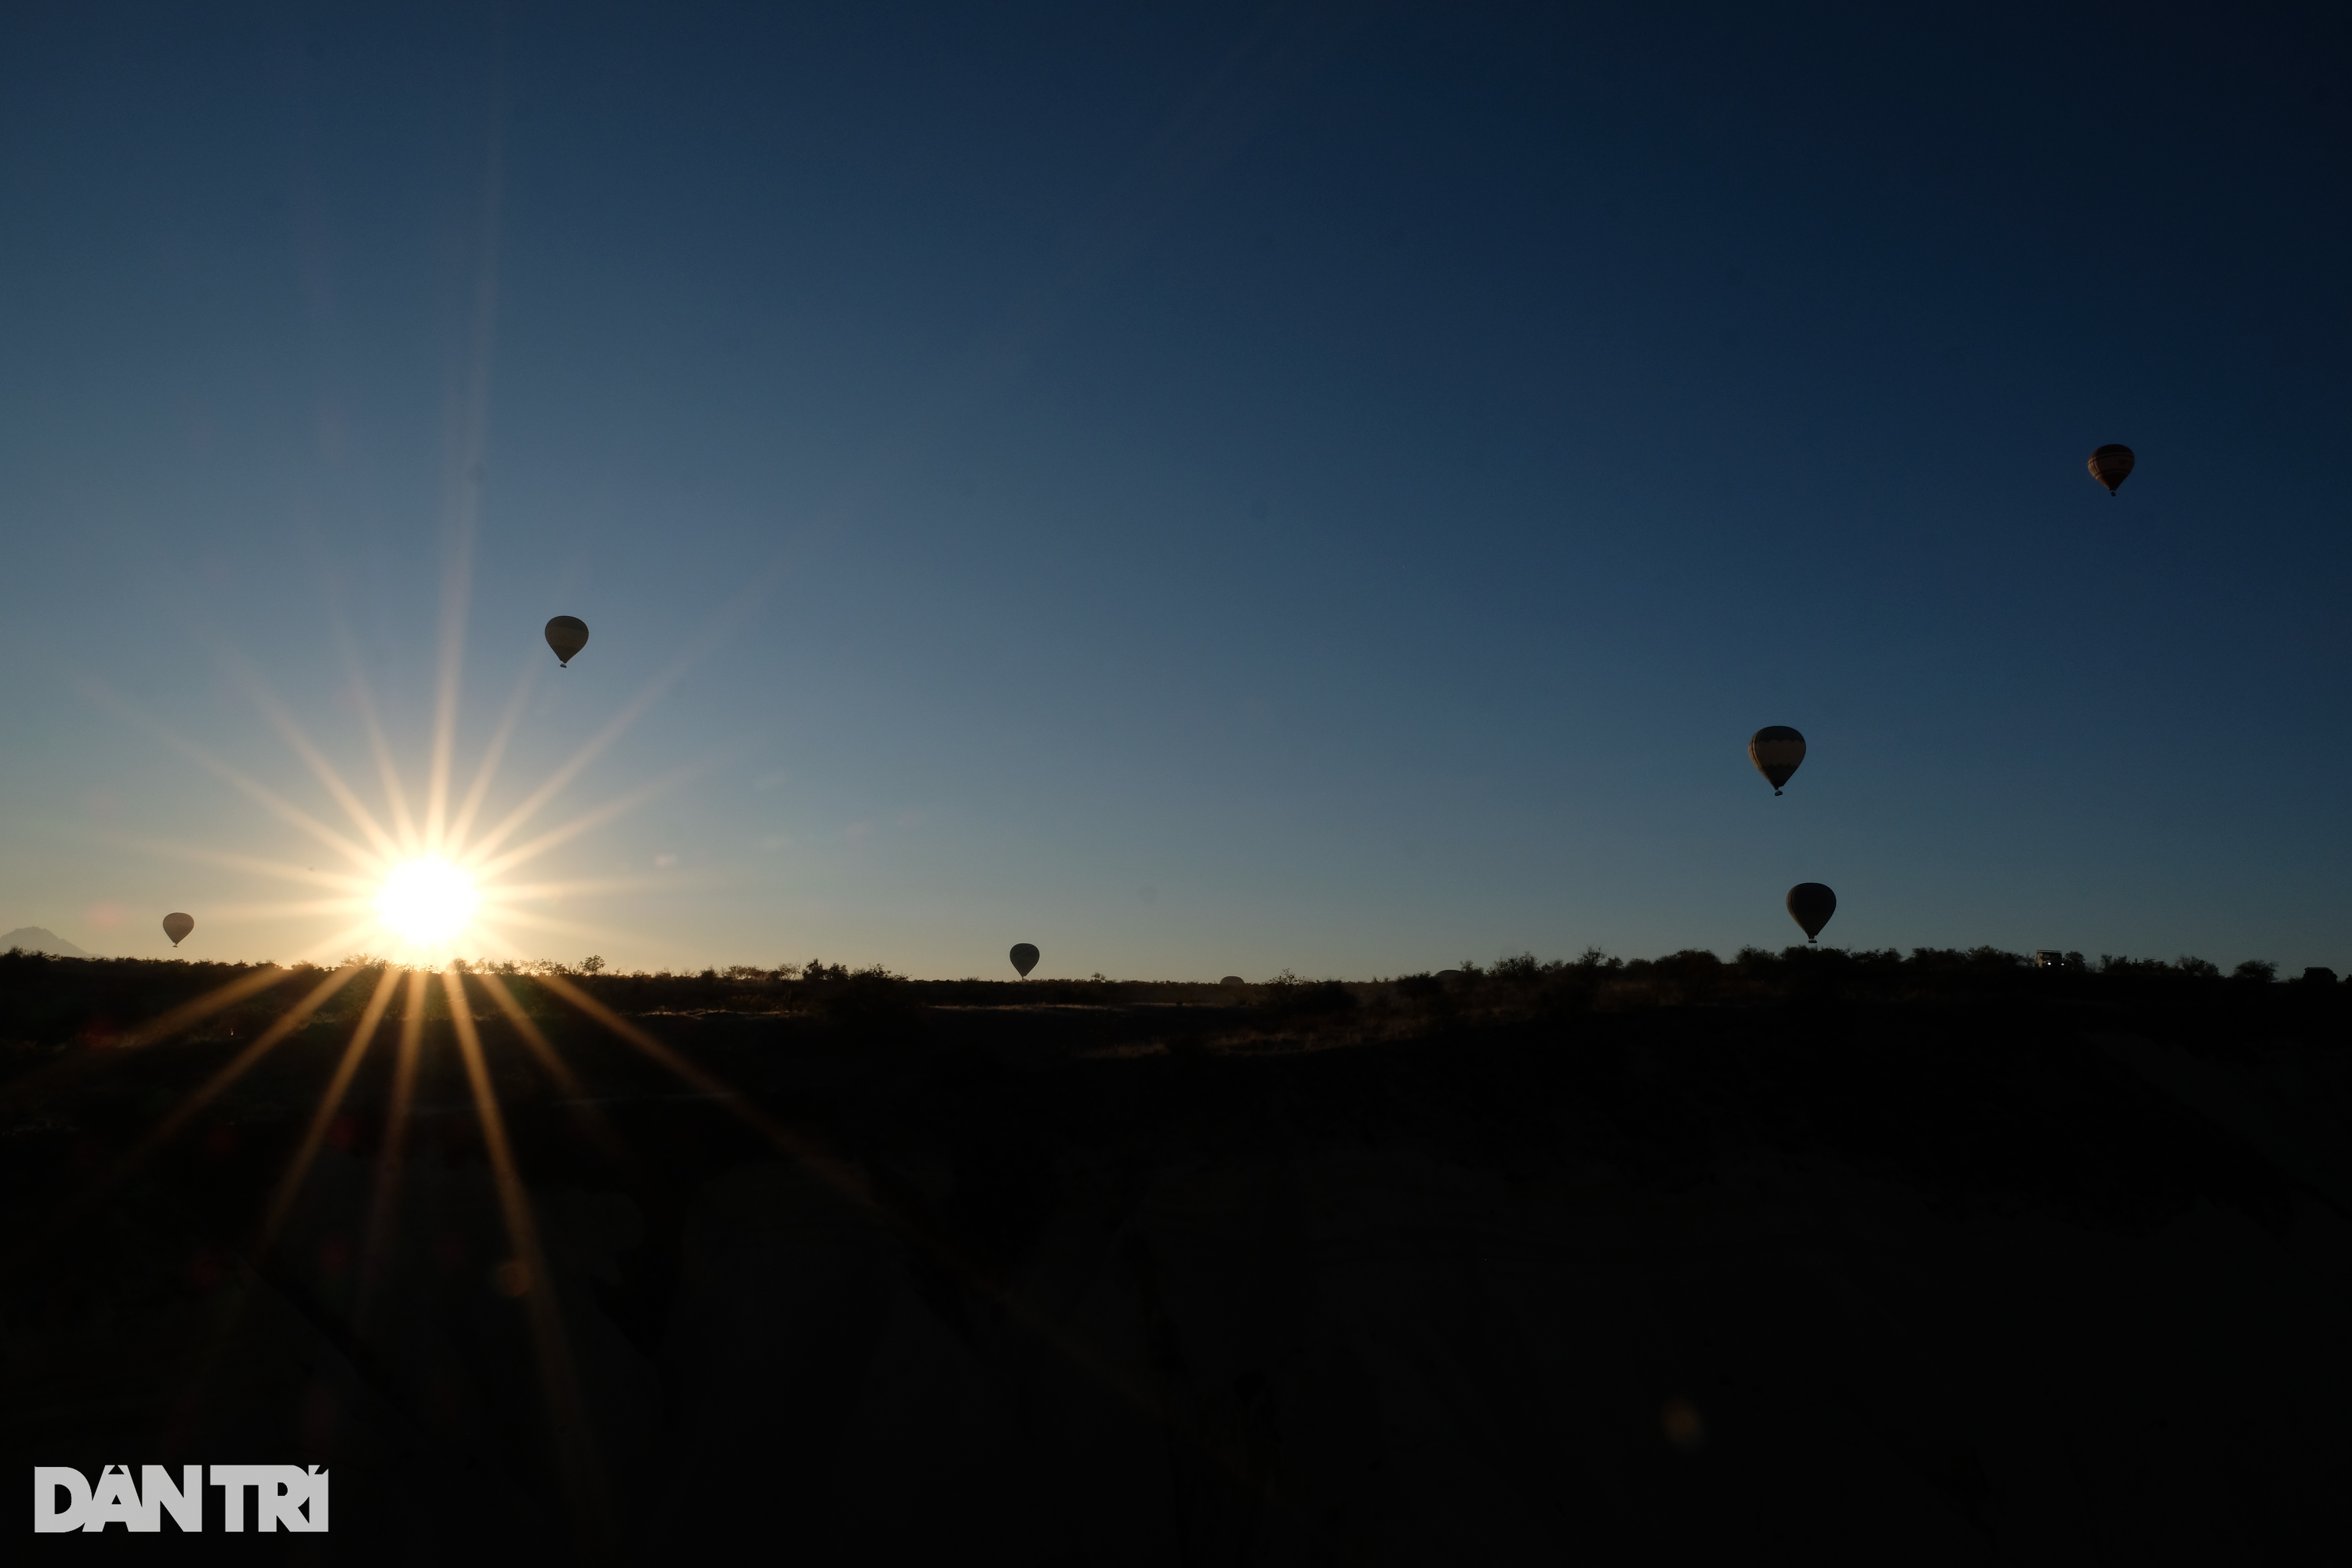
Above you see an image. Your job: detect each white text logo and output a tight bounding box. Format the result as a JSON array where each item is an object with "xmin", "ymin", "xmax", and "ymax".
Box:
[{"xmin": 31, "ymin": 1465, "xmax": 328, "ymax": 1533}]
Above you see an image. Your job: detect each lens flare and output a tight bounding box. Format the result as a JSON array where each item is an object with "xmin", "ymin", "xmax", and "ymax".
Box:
[{"xmin": 374, "ymin": 857, "xmax": 479, "ymax": 947}]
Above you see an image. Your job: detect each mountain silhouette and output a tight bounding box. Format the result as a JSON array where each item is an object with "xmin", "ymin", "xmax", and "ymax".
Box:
[{"xmin": 0, "ymin": 927, "xmax": 90, "ymax": 958}]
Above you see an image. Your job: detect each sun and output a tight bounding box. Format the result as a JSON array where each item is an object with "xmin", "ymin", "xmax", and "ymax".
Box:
[{"xmin": 374, "ymin": 857, "xmax": 481, "ymax": 948}]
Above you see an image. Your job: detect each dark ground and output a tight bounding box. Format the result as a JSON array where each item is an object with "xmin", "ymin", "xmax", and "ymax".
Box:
[{"xmin": 5, "ymin": 951, "xmax": 2350, "ymax": 1564}]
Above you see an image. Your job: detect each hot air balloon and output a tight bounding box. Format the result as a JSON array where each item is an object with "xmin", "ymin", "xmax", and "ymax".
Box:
[
  {"xmin": 1786, "ymin": 883, "xmax": 1835, "ymax": 943},
  {"xmin": 1009, "ymin": 943, "xmax": 1039, "ymax": 978},
  {"xmin": 544, "ymin": 616, "xmax": 590, "ymax": 667},
  {"xmin": 1748, "ymin": 726, "xmax": 1806, "ymax": 795},
  {"xmin": 1220, "ymin": 975, "xmax": 1245, "ymax": 987},
  {"xmin": 162, "ymin": 912, "xmax": 194, "ymax": 947},
  {"xmin": 2087, "ymin": 445, "xmax": 2135, "ymax": 495}
]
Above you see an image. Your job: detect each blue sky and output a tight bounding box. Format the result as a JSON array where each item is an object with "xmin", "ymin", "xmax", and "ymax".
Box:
[{"xmin": 1, "ymin": 2, "xmax": 2346, "ymax": 977}]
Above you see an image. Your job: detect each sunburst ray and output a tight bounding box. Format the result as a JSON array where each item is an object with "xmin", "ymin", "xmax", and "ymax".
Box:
[
  {"xmin": 425, "ymin": 83, "xmax": 504, "ymax": 864},
  {"xmin": 353, "ymin": 969, "xmax": 430, "ymax": 1335},
  {"xmin": 522, "ymin": 971, "xmax": 1207, "ymax": 1455},
  {"xmin": 79, "ymin": 681, "xmax": 383, "ymax": 874},
  {"xmin": 253, "ymin": 964, "xmax": 401, "ymax": 1256},
  {"xmin": 0, "ymin": 943, "xmax": 380, "ymax": 1135},
  {"xmin": 189, "ymin": 898, "xmax": 377, "ymax": 923},
  {"xmin": 457, "ymin": 685, "xmax": 682, "ymax": 869},
  {"xmin": 453, "ymin": 568, "xmax": 771, "ymax": 872},
  {"xmin": 445, "ymin": 654, "xmax": 543, "ymax": 852},
  {"xmin": 20, "ymin": 966, "xmax": 361, "ymax": 1252},
  {"xmin": 341, "ymin": 666, "xmax": 423, "ymax": 856},
  {"xmin": 443, "ymin": 969, "xmax": 611, "ymax": 1544},
  {"xmin": 102, "ymin": 836, "xmax": 380, "ymax": 893},
  {"xmin": 230, "ymin": 664, "xmax": 406, "ymax": 863},
  {"xmin": 530, "ymin": 979, "xmax": 1300, "ymax": 1515},
  {"xmin": 471, "ymin": 971, "xmax": 633, "ymax": 1170},
  {"xmin": 466, "ymin": 762, "xmax": 706, "ymax": 882}
]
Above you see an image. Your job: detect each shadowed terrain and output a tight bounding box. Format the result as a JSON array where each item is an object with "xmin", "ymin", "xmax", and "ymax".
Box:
[{"xmin": 6, "ymin": 951, "xmax": 2350, "ymax": 1563}]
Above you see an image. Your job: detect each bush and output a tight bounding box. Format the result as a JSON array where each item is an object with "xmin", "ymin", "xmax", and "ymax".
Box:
[
  {"xmin": 813, "ymin": 965, "xmax": 919, "ymax": 1040},
  {"xmin": 1650, "ymin": 949, "xmax": 1724, "ymax": 1003},
  {"xmin": 1260, "ymin": 971, "xmax": 1357, "ymax": 1018}
]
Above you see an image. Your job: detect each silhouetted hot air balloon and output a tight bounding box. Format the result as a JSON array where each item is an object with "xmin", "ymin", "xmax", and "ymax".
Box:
[
  {"xmin": 1748, "ymin": 726, "xmax": 1806, "ymax": 795},
  {"xmin": 544, "ymin": 616, "xmax": 590, "ymax": 667},
  {"xmin": 1220, "ymin": 975, "xmax": 1245, "ymax": 987},
  {"xmin": 2087, "ymin": 445, "xmax": 2135, "ymax": 495},
  {"xmin": 1010, "ymin": 943, "xmax": 1039, "ymax": 978},
  {"xmin": 1786, "ymin": 883, "xmax": 1835, "ymax": 943},
  {"xmin": 162, "ymin": 912, "xmax": 194, "ymax": 947}
]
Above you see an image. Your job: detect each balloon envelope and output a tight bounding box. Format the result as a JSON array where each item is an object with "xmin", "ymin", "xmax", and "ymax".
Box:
[
  {"xmin": 1220, "ymin": 975, "xmax": 1245, "ymax": 987},
  {"xmin": 1748, "ymin": 726, "xmax": 1806, "ymax": 793},
  {"xmin": 2087, "ymin": 444, "xmax": 2135, "ymax": 495},
  {"xmin": 1785, "ymin": 883, "xmax": 1836, "ymax": 942},
  {"xmin": 1009, "ymin": 943, "xmax": 1040, "ymax": 978},
  {"xmin": 544, "ymin": 615, "xmax": 590, "ymax": 666},
  {"xmin": 162, "ymin": 912, "xmax": 194, "ymax": 947}
]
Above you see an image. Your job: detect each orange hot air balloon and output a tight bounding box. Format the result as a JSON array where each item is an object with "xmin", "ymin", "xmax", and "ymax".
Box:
[
  {"xmin": 2087, "ymin": 445, "xmax": 2135, "ymax": 495},
  {"xmin": 1785, "ymin": 884, "xmax": 1835, "ymax": 943},
  {"xmin": 1009, "ymin": 943, "xmax": 1040, "ymax": 978},
  {"xmin": 1748, "ymin": 726, "xmax": 1806, "ymax": 795},
  {"xmin": 162, "ymin": 912, "xmax": 194, "ymax": 947},
  {"xmin": 544, "ymin": 616, "xmax": 590, "ymax": 666}
]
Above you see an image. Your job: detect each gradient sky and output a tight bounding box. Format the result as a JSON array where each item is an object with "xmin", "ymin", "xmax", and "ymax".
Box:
[{"xmin": 2, "ymin": 2, "xmax": 2347, "ymax": 977}]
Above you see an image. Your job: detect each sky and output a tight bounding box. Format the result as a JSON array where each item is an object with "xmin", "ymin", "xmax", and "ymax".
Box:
[{"xmin": 0, "ymin": 2, "xmax": 2347, "ymax": 978}]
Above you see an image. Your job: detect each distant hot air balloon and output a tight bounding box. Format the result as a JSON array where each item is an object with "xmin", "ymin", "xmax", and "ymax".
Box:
[
  {"xmin": 2087, "ymin": 445, "xmax": 2135, "ymax": 495},
  {"xmin": 544, "ymin": 616, "xmax": 590, "ymax": 667},
  {"xmin": 1010, "ymin": 943, "xmax": 1040, "ymax": 978},
  {"xmin": 1748, "ymin": 726, "xmax": 1807, "ymax": 795},
  {"xmin": 162, "ymin": 912, "xmax": 194, "ymax": 947},
  {"xmin": 1220, "ymin": 975, "xmax": 1245, "ymax": 987},
  {"xmin": 1786, "ymin": 883, "xmax": 1836, "ymax": 943}
]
